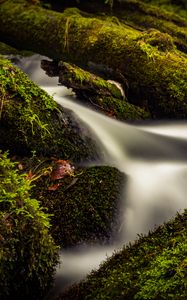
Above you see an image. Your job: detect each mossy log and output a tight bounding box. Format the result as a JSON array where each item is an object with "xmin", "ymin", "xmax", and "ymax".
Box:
[
  {"xmin": 0, "ymin": 152, "xmax": 59, "ymax": 300},
  {"xmin": 0, "ymin": 41, "xmax": 26, "ymax": 55},
  {"xmin": 19, "ymin": 156, "xmax": 126, "ymax": 247},
  {"xmin": 71, "ymin": 0, "xmax": 187, "ymax": 52},
  {"xmin": 57, "ymin": 209, "xmax": 187, "ymax": 300},
  {"xmin": 141, "ymin": 0, "xmax": 187, "ymax": 13},
  {"xmin": 41, "ymin": 59, "xmax": 150, "ymax": 120},
  {"xmin": 0, "ymin": 57, "xmax": 100, "ymax": 162},
  {"xmin": 111, "ymin": 0, "xmax": 187, "ymax": 54},
  {"xmin": 0, "ymin": 1, "xmax": 187, "ymax": 118}
]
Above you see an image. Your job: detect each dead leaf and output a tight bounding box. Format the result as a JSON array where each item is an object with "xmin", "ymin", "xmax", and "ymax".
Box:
[
  {"xmin": 26, "ymin": 170, "xmax": 33, "ymax": 180},
  {"xmin": 51, "ymin": 160, "xmax": 74, "ymax": 180},
  {"xmin": 48, "ymin": 183, "xmax": 62, "ymax": 191}
]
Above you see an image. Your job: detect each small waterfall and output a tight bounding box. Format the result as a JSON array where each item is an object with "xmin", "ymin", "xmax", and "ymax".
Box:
[
  {"xmin": 43, "ymin": 87, "xmax": 187, "ymax": 297},
  {"xmin": 14, "ymin": 55, "xmax": 187, "ymax": 297}
]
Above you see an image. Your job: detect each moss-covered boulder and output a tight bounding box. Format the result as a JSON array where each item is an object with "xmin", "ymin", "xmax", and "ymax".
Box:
[
  {"xmin": 58, "ymin": 209, "xmax": 187, "ymax": 300},
  {"xmin": 23, "ymin": 157, "xmax": 126, "ymax": 247},
  {"xmin": 0, "ymin": 151, "xmax": 59, "ymax": 300},
  {"xmin": 0, "ymin": 57, "xmax": 100, "ymax": 162}
]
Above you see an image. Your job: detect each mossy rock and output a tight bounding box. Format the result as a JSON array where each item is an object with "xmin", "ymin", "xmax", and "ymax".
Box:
[
  {"xmin": 0, "ymin": 57, "xmax": 100, "ymax": 162},
  {"xmin": 58, "ymin": 209, "xmax": 187, "ymax": 300},
  {"xmin": 29, "ymin": 159, "xmax": 126, "ymax": 247},
  {"xmin": 0, "ymin": 151, "xmax": 59, "ymax": 300}
]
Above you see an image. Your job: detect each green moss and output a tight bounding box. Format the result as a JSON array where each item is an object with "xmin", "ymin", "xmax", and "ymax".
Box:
[
  {"xmin": 139, "ymin": 29, "xmax": 175, "ymax": 51},
  {"xmin": 95, "ymin": 95, "xmax": 150, "ymax": 120},
  {"xmin": 0, "ymin": 41, "xmax": 34, "ymax": 56},
  {"xmin": 0, "ymin": 151, "xmax": 59, "ymax": 300},
  {"xmin": 111, "ymin": 0, "xmax": 187, "ymax": 54},
  {"xmin": 0, "ymin": 58, "xmax": 99, "ymax": 161},
  {"xmin": 136, "ymin": 241, "xmax": 187, "ymax": 299},
  {"xmin": 59, "ymin": 210, "xmax": 187, "ymax": 300},
  {"xmin": 141, "ymin": 0, "xmax": 187, "ymax": 19},
  {"xmin": 30, "ymin": 162, "xmax": 125, "ymax": 247},
  {"xmin": 61, "ymin": 61, "xmax": 123, "ymax": 99},
  {"xmin": 0, "ymin": 1, "xmax": 187, "ymax": 118},
  {"xmin": 52, "ymin": 61, "xmax": 150, "ymax": 120},
  {"xmin": 0, "ymin": 42, "xmax": 22, "ymax": 55}
]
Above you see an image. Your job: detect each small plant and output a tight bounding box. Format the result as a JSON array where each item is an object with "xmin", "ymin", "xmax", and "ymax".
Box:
[{"xmin": 0, "ymin": 151, "xmax": 59, "ymax": 300}]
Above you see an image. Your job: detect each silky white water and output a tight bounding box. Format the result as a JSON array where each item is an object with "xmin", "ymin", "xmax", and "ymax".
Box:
[{"xmin": 15, "ymin": 55, "xmax": 187, "ymax": 296}]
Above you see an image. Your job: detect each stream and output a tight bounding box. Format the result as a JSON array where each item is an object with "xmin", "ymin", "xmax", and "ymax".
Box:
[{"xmin": 14, "ymin": 54, "xmax": 187, "ymax": 298}]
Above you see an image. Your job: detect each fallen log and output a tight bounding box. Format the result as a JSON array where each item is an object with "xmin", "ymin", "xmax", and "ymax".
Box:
[
  {"xmin": 42, "ymin": 0, "xmax": 187, "ymax": 54},
  {"xmin": 111, "ymin": 0, "xmax": 187, "ymax": 54},
  {"xmin": 0, "ymin": 1, "xmax": 187, "ymax": 118},
  {"xmin": 41, "ymin": 59, "xmax": 150, "ymax": 120}
]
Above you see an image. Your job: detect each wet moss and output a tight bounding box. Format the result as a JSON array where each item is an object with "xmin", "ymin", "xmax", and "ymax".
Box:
[
  {"xmin": 29, "ymin": 160, "xmax": 126, "ymax": 247},
  {"xmin": 0, "ymin": 41, "xmax": 22, "ymax": 55},
  {"xmin": 94, "ymin": 95, "xmax": 150, "ymax": 120},
  {"xmin": 0, "ymin": 41, "xmax": 34, "ymax": 56},
  {"xmin": 115, "ymin": 2, "xmax": 187, "ymax": 54},
  {"xmin": 42, "ymin": 60, "xmax": 150, "ymax": 120},
  {"xmin": 0, "ymin": 1, "xmax": 187, "ymax": 118},
  {"xmin": 58, "ymin": 209, "xmax": 187, "ymax": 300},
  {"xmin": 139, "ymin": 29, "xmax": 175, "ymax": 52},
  {"xmin": 141, "ymin": 0, "xmax": 187, "ymax": 19},
  {"xmin": 0, "ymin": 57, "xmax": 100, "ymax": 162},
  {"xmin": 0, "ymin": 151, "xmax": 59, "ymax": 300}
]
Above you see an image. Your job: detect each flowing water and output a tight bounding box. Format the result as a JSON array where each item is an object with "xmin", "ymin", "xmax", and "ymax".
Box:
[{"xmin": 14, "ymin": 54, "xmax": 187, "ymax": 297}]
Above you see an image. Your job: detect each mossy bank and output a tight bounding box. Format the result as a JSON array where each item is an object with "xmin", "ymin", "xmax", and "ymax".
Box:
[
  {"xmin": 57, "ymin": 209, "xmax": 187, "ymax": 300},
  {"xmin": 0, "ymin": 152, "xmax": 59, "ymax": 300},
  {"xmin": 0, "ymin": 57, "xmax": 100, "ymax": 162}
]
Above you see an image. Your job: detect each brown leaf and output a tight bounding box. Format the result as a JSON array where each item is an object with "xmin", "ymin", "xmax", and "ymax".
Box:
[
  {"xmin": 51, "ymin": 160, "xmax": 74, "ymax": 180},
  {"xmin": 26, "ymin": 170, "xmax": 33, "ymax": 180},
  {"xmin": 48, "ymin": 183, "xmax": 62, "ymax": 191}
]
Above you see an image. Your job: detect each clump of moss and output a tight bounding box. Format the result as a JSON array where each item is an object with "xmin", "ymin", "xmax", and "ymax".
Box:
[
  {"xmin": 59, "ymin": 210, "xmax": 187, "ymax": 300},
  {"xmin": 140, "ymin": 29, "xmax": 175, "ymax": 52},
  {"xmin": 141, "ymin": 0, "xmax": 187, "ymax": 19},
  {"xmin": 30, "ymin": 160, "xmax": 126, "ymax": 247},
  {"xmin": 0, "ymin": 58, "xmax": 99, "ymax": 162},
  {"xmin": 0, "ymin": 151, "xmax": 59, "ymax": 300}
]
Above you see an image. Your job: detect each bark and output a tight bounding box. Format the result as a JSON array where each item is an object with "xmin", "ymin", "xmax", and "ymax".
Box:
[
  {"xmin": 0, "ymin": 0, "xmax": 187, "ymax": 118},
  {"xmin": 41, "ymin": 59, "xmax": 150, "ymax": 120}
]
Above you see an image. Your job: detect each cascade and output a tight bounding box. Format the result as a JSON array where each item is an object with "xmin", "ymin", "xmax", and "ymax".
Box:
[{"xmin": 15, "ymin": 54, "xmax": 187, "ymax": 297}]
